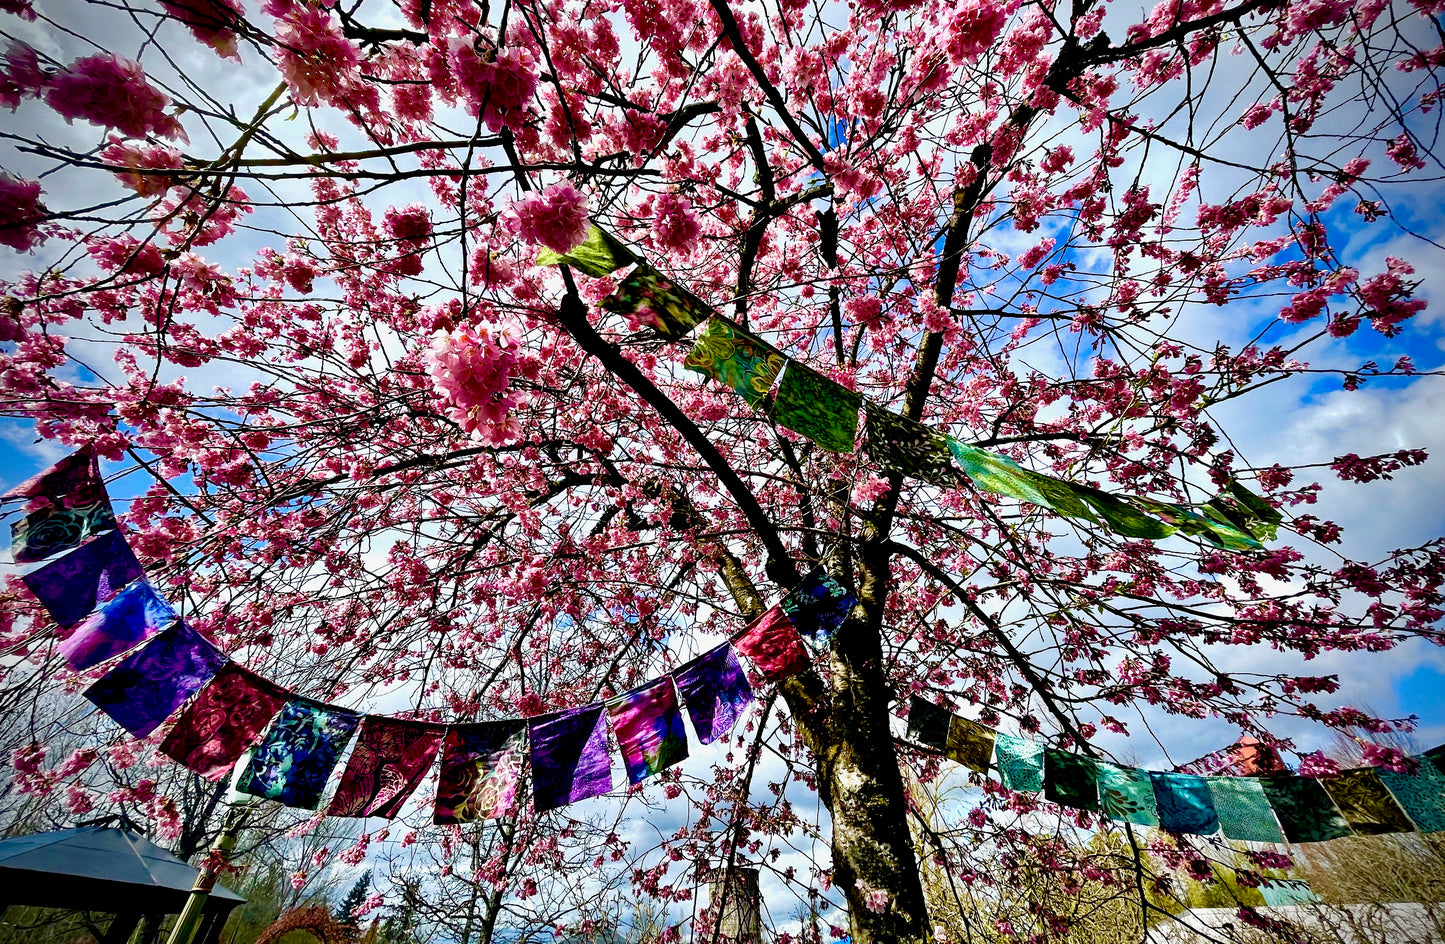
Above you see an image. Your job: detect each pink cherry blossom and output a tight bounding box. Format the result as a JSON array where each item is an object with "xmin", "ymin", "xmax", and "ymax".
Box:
[
  {"xmin": 161, "ymin": 0, "xmax": 246, "ymax": 61},
  {"xmin": 45, "ymin": 54, "xmax": 186, "ymax": 140},
  {"xmin": 1, "ymin": 42, "xmax": 44, "ymax": 110},
  {"xmin": 0, "ymin": 173, "xmax": 45, "ymax": 252},
  {"xmin": 505, "ymin": 182, "xmax": 589, "ymax": 254},
  {"xmin": 423, "ymin": 320, "xmax": 534, "ymax": 444}
]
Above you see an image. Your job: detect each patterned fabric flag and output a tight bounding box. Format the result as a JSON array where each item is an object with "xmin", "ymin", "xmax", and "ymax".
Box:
[
  {"xmin": 534, "ymin": 225, "xmax": 636, "ymax": 277},
  {"xmin": 84, "ymin": 622, "xmax": 227, "ymax": 739},
  {"xmin": 1425, "ymin": 744, "xmax": 1445, "ymax": 776},
  {"xmin": 1045, "ymin": 751, "xmax": 1100, "ymax": 811},
  {"xmin": 670, "ymin": 644, "xmax": 754, "ymax": 745},
  {"xmin": 1207, "ymin": 776, "xmax": 1286, "ymax": 843},
  {"xmin": 1378, "ymin": 759, "xmax": 1445, "ymax": 833},
  {"xmin": 683, "ymin": 317, "xmax": 784, "ymax": 407},
  {"xmin": 433, "ymin": 720, "xmax": 527, "ymax": 824},
  {"xmin": 1150, "ymin": 771, "xmax": 1219, "ymax": 835},
  {"xmin": 606, "ymin": 677, "xmax": 689, "ymax": 784},
  {"xmin": 995, "ymin": 733, "xmax": 1044, "ymax": 792},
  {"xmin": 731, "ymin": 605, "xmax": 810, "ymax": 681},
  {"xmin": 159, "ymin": 663, "xmax": 288, "ymax": 779},
  {"xmin": 1072, "ymin": 485, "xmax": 1174, "ymax": 540},
  {"xmin": 861, "ymin": 404, "xmax": 959, "ymax": 488},
  {"xmin": 1130, "ymin": 497, "xmax": 1263, "ymax": 552},
  {"xmin": 529, "ymin": 704, "xmax": 613, "ymax": 812},
  {"xmin": 779, "ymin": 567, "xmax": 855, "ymax": 641},
  {"xmin": 601, "ymin": 264, "xmax": 711, "ymax": 339},
  {"xmin": 1320, "ymin": 768, "xmax": 1414, "ymax": 835},
  {"xmin": 22, "ymin": 529, "xmax": 144, "ymax": 628},
  {"xmin": 3, "ymin": 445, "xmax": 107, "ymax": 507},
  {"xmin": 768, "ymin": 361, "xmax": 862, "ymax": 453},
  {"xmin": 1258, "ymin": 774, "xmax": 1353, "ymax": 843},
  {"xmin": 58, "ymin": 579, "xmax": 176, "ymax": 672},
  {"xmin": 329, "ymin": 717, "xmax": 445, "ymax": 819},
  {"xmin": 236, "ymin": 699, "xmax": 362, "ymax": 810},
  {"xmin": 1097, "ymin": 763, "xmax": 1160, "ymax": 826},
  {"xmin": 1258, "ymin": 878, "xmax": 1322, "ymax": 907},
  {"xmin": 11, "ymin": 499, "xmax": 117, "ymax": 565},
  {"xmin": 946, "ymin": 716, "xmax": 995, "ymax": 773},
  {"xmin": 906, "ymin": 695, "xmax": 952, "ymax": 751}
]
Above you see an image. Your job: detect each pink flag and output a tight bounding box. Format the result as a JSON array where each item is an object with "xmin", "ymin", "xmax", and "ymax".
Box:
[
  {"xmin": 328, "ymin": 716, "xmax": 445, "ymax": 819},
  {"xmin": 732, "ymin": 605, "xmax": 809, "ymax": 681},
  {"xmin": 160, "ymin": 663, "xmax": 288, "ymax": 779}
]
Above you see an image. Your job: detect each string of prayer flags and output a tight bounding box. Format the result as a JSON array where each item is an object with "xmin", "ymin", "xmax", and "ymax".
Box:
[
  {"xmin": 683, "ymin": 317, "xmax": 785, "ymax": 407},
  {"xmin": 1149, "ymin": 771, "xmax": 1219, "ymax": 835},
  {"xmin": 779, "ymin": 567, "xmax": 855, "ymax": 642},
  {"xmin": 860, "ymin": 404, "xmax": 960, "ymax": 488},
  {"xmin": 1207, "ymin": 776, "xmax": 1286, "ymax": 843},
  {"xmin": 732, "ymin": 605, "xmax": 811, "ymax": 681},
  {"xmin": 84, "ymin": 621, "xmax": 227, "ymax": 739},
  {"xmin": 670, "ymin": 644, "xmax": 754, "ymax": 745},
  {"xmin": 22, "ymin": 529, "xmax": 143, "ymax": 628},
  {"xmin": 160, "ymin": 663, "xmax": 289, "ymax": 779},
  {"xmin": 995, "ymin": 732, "xmax": 1045, "ymax": 792},
  {"xmin": 768, "ymin": 361, "xmax": 861, "ymax": 453},
  {"xmin": 1377, "ymin": 761, "xmax": 1445, "ymax": 833},
  {"xmin": 1320, "ymin": 767, "xmax": 1414, "ymax": 835},
  {"xmin": 606, "ymin": 677, "xmax": 689, "ymax": 784},
  {"xmin": 329, "ymin": 717, "xmax": 445, "ymax": 819},
  {"xmin": 946, "ymin": 716, "xmax": 994, "ymax": 773},
  {"xmin": 58, "ymin": 579, "xmax": 176, "ymax": 672},
  {"xmin": 529, "ymin": 704, "xmax": 613, "ymax": 812},
  {"xmin": 906, "ymin": 695, "xmax": 952, "ymax": 751},
  {"xmin": 1258, "ymin": 774, "xmax": 1353, "ymax": 843},
  {"xmin": 601, "ymin": 264, "xmax": 711, "ymax": 339},
  {"xmin": 433, "ymin": 720, "xmax": 527, "ymax": 824},
  {"xmin": 1097, "ymin": 763, "xmax": 1160, "ymax": 827},
  {"xmin": 237, "ymin": 698, "xmax": 362, "ymax": 810},
  {"xmin": 534, "ymin": 225, "xmax": 636, "ymax": 277},
  {"xmin": 1045, "ymin": 750, "xmax": 1100, "ymax": 812}
]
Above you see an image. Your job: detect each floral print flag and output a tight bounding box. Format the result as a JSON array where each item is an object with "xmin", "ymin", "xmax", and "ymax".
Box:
[
  {"xmin": 1097, "ymin": 763, "xmax": 1159, "ymax": 826},
  {"xmin": 606, "ymin": 677, "xmax": 689, "ymax": 784},
  {"xmin": 995, "ymin": 733, "xmax": 1045, "ymax": 793},
  {"xmin": 1258, "ymin": 774, "xmax": 1353, "ymax": 843},
  {"xmin": 768, "ymin": 361, "xmax": 862, "ymax": 453},
  {"xmin": 683, "ymin": 317, "xmax": 785, "ymax": 407},
  {"xmin": 159, "ymin": 663, "xmax": 289, "ymax": 779},
  {"xmin": 1150, "ymin": 771, "xmax": 1219, "ymax": 835},
  {"xmin": 1378, "ymin": 759, "xmax": 1445, "ymax": 833},
  {"xmin": 529, "ymin": 703, "xmax": 613, "ymax": 812},
  {"xmin": 84, "ymin": 621, "xmax": 227, "ymax": 738},
  {"xmin": 58, "ymin": 579, "xmax": 176, "ymax": 672},
  {"xmin": 1207, "ymin": 776, "xmax": 1285, "ymax": 843},
  {"xmin": 5, "ymin": 445, "xmax": 118, "ymax": 564},
  {"xmin": 861, "ymin": 404, "xmax": 959, "ymax": 487},
  {"xmin": 1045, "ymin": 750, "xmax": 1100, "ymax": 811},
  {"xmin": 906, "ymin": 695, "xmax": 951, "ymax": 751},
  {"xmin": 601, "ymin": 264, "xmax": 711, "ymax": 339},
  {"xmin": 779, "ymin": 567, "xmax": 855, "ymax": 641},
  {"xmin": 22, "ymin": 528, "xmax": 144, "ymax": 628},
  {"xmin": 670, "ymin": 644, "xmax": 754, "ymax": 745},
  {"xmin": 1320, "ymin": 768, "xmax": 1414, "ymax": 835},
  {"xmin": 329, "ymin": 717, "xmax": 445, "ymax": 819},
  {"xmin": 237, "ymin": 698, "xmax": 362, "ymax": 810},
  {"xmin": 434, "ymin": 720, "xmax": 527, "ymax": 824},
  {"xmin": 732, "ymin": 605, "xmax": 810, "ymax": 681}
]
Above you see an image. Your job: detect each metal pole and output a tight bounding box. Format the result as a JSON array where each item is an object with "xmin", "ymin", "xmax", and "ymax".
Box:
[{"xmin": 163, "ymin": 799, "xmax": 251, "ymax": 944}]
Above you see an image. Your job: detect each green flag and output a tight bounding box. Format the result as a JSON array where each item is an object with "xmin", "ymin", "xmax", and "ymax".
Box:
[{"xmin": 535, "ymin": 226, "xmax": 636, "ymax": 277}]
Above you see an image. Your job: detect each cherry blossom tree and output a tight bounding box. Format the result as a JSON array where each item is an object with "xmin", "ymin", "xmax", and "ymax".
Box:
[{"xmin": 2, "ymin": 0, "xmax": 1443, "ymax": 940}]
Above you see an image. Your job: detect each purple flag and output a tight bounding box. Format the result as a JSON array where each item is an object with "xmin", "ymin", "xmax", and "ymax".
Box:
[
  {"xmin": 528, "ymin": 704, "xmax": 612, "ymax": 812},
  {"xmin": 606, "ymin": 677, "xmax": 689, "ymax": 784},
  {"xmin": 22, "ymin": 529, "xmax": 143, "ymax": 628},
  {"xmin": 58, "ymin": 579, "xmax": 176, "ymax": 672},
  {"xmin": 328, "ymin": 717, "xmax": 446, "ymax": 819},
  {"xmin": 84, "ymin": 622, "xmax": 228, "ymax": 738},
  {"xmin": 671, "ymin": 644, "xmax": 754, "ymax": 745}
]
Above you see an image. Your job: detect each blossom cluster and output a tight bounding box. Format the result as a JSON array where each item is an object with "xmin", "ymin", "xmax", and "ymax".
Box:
[{"xmin": 422, "ymin": 320, "xmax": 535, "ymax": 444}]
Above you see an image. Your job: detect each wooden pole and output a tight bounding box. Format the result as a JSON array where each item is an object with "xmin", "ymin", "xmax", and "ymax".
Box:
[{"xmin": 163, "ymin": 799, "xmax": 251, "ymax": 944}]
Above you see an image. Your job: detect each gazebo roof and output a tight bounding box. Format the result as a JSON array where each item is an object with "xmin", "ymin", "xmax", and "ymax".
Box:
[{"xmin": 0, "ymin": 826, "xmax": 244, "ymax": 916}]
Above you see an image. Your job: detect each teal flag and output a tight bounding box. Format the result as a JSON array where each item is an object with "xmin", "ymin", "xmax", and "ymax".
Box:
[
  {"xmin": 1151, "ymin": 771, "xmax": 1219, "ymax": 835},
  {"xmin": 1045, "ymin": 751, "xmax": 1100, "ymax": 811},
  {"xmin": 1207, "ymin": 776, "xmax": 1285, "ymax": 843},
  {"xmin": 1097, "ymin": 763, "xmax": 1159, "ymax": 826},
  {"xmin": 1258, "ymin": 878, "xmax": 1322, "ymax": 906},
  {"xmin": 535, "ymin": 226, "xmax": 636, "ymax": 276},
  {"xmin": 1258, "ymin": 775, "xmax": 1353, "ymax": 843},
  {"xmin": 683, "ymin": 318, "xmax": 784, "ymax": 407},
  {"xmin": 1378, "ymin": 759, "xmax": 1445, "ymax": 833},
  {"xmin": 995, "ymin": 733, "xmax": 1044, "ymax": 792},
  {"xmin": 769, "ymin": 362, "xmax": 862, "ymax": 452}
]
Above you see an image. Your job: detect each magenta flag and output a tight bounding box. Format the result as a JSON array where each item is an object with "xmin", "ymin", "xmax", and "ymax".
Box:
[
  {"xmin": 328, "ymin": 716, "xmax": 446, "ymax": 819},
  {"xmin": 606, "ymin": 677, "xmax": 689, "ymax": 784},
  {"xmin": 5, "ymin": 446, "xmax": 116, "ymax": 565},
  {"xmin": 529, "ymin": 704, "xmax": 613, "ymax": 812},
  {"xmin": 58, "ymin": 579, "xmax": 176, "ymax": 672},
  {"xmin": 732, "ymin": 605, "xmax": 809, "ymax": 681},
  {"xmin": 671, "ymin": 644, "xmax": 754, "ymax": 745},
  {"xmin": 22, "ymin": 529, "xmax": 144, "ymax": 628},
  {"xmin": 3, "ymin": 445, "xmax": 107, "ymax": 508},
  {"xmin": 84, "ymin": 622, "xmax": 228, "ymax": 738},
  {"xmin": 160, "ymin": 663, "xmax": 289, "ymax": 779},
  {"xmin": 433, "ymin": 720, "xmax": 527, "ymax": 824}
]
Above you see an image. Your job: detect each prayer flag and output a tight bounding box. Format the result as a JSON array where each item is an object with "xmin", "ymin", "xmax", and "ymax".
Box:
[
  {"xmin": 11, "ymin": 499, "xmax": 117, "ymax": 565},
  {"xmin": 1258, "ymin": 878, "xmax": 1322, "ymax": 907},
  {"xmin": 433, "ymin": 720, "xmax": 527, "ymax": 824},
  {"xmin": 683, "ymin": 318, "xmax": 784, "ymax": 407},
  {"xmin": 160, "ymin": 663, "xmax": 288, "ymax": 779},
  {"xmin": 1257, "ymin": 774, "xmax": 1353, "ymax": 843},
  {"xmin": 58, "ymin": 579, "xmax": 176, "ymax": 672},
  {"xmin": 906, "ymin": 696, "xmax": 951, "ymax": 751},
  {"xmin": 3, "ymin": 445, "xmax": 107, "ymax": 508},
  {"xmin": 1377, "ymin": 759, "xmax": 1445, "ymax": 833},
  {"xmin": 329, "ymin": 716, "xmax": 445, "ymax": 819},
  {"xmin": 1150, "ymin": 771, "xmax": 1219, "ymax": 835},
  {"xmin": 534, "ymin": 225, "xmax": 636, "ymax": 277},
  {"xmin": 1320, "ymin": 768, "xmax": 1414, "ymax": 835},
  {"xmin": 1207, "ymin": 776, "xmax": 1285, "ymax": 843},
  {"xmin": 1045, "ymin": 750, "xmax": 1100, "ymax": 811},
  {"xmin": 1072, "ymin": 485, "xmax": 1173, "ymax": 540},
  {"xmin": 860, "ymin": 404, "xmax": 959, "ymax": 488},
  {"xmin": 1130, "ymin": 497, "xmax": 1263, "ymax": 552},
  {"xmin": 731, "ymin": 605, "xmax": 810, "ymax": 681},
  {"xmin": 995, "ymin": 733, "xmax": 1044, "ymax": 792},
  {"xmin": 22, "ymin": 529, "xmax": 144, "ymax": 628},
  {"xmin": 84, "ymin": 621, "xmax": 227, "ymax": 738},
  {"xmin": 601, "ymin": 264, "xmax": 711, "ymax": 339},
  {"xmin": 1097, "ymin": 763, "xmax": 1159, "ymax": 826},
  {"xmin": 670, "ymin": 644, "xmax": 754, "ymax": 745},
  {"xmin": 606, "ymin": 677, "xmax": 689, "ymax": 784},
  {"xmin": 768, "ymin": 361, "xmax": 861, "ymax": 453},
  {"xmin": 946, "ymin": 716, "xmax": 994, "ymax": 774},
  {"xmin": 529, "ymin": 704, "xmax": 613, "ymax": 812},
  {"xmin": 237, "ymin": 699, "xmax": 362, "ymax": 810},
  {"xmin": 779, "ymin": 567, "xmax": 855, "ymax": 641}
]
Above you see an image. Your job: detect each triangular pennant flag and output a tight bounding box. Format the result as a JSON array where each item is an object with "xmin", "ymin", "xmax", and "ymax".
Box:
[
  {"xmin": 670, "ymin": 644, "xmax": 754, "ymax": 745},
  {"xmin": 779, "ymin": 567, "xmax": 855, "ymax": 641},
  {"xmin": 1257, "ymin": 774, "xmax": 1354, "ymax": 843},
  {"xmin": 768, "ymin": 361, "xmax": 861, "ymax": 452},
  {"xmin": 1045, "ymin": 750, "xmax": 1100, "ymax": 811},
  {"xmin": 159, "ymin": 663, "xmax": 288, "ymax": 779},
  {"xmin": 683, "ymin": 317, "xmax": 784, "ymax": 407},
  {"xmin": 606, "ymin": 677, "xmax": 689, "ymax": 785},
  {"xmin": 1207, "ymin": 776, "xmax": 1285, "ymax": 843},
  {"xmin": 1097, "ymin": 763, "xmax": 1159, "ymax": 826},
  {"xmin": 906, "ymin": 695, "xmax": 952, "ymax": 751},
  {"xmin": 994, "ymin": 733, "xmax": 1044, "ymax": 792},
  {"xmin": 1377, "ymin": 759, "xmax": 1445, "ymax": 833},
  {"xmin": 433, "ymin": 720, "xmax": 527, "ymax": 824},
  {"xmin": 946, "ymin": 716, "xmax": 994, "ymax": 773},
  {"xmin": 529, "ymin": 703, "xmax": 613, "ymax": 812},
  {"xmin": 84, "ymin": 622, "xmax": 227, "ymax": 738},
  {"xmin": 731, "ymin": 605, "xmax": 810, "ymax": 681},
  {"xmin": 534, "ymin": 225, "xmax": 636, "ymax": 277},
  {"xmin": 22, "ymin": 529, "xmax": 144, "ymax": 628},
  {"xmin": 58, "ymin": 579, "xmax": 176, "ymax": 672},
  {"xmin": 1150, "ymin": 771, "xmax": 1219, "ymax": 835},
  {"xmin": 601, "ymin": 264, "xmax": 711, "ymax": 338},
  {"xmin": 860, "ymin": 404, "xmax": 959, "ymax": 487},
  {"xmin": 328, "ymin": 716, "xmax": 445, "ymax": 819},
  {"xmin": 237, "ymin": 698, "xmax": 362, "ymax": 810},
  {"xmin": 1320, "ymin": 767, "xmax": 1414, "ymax": 835}
]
